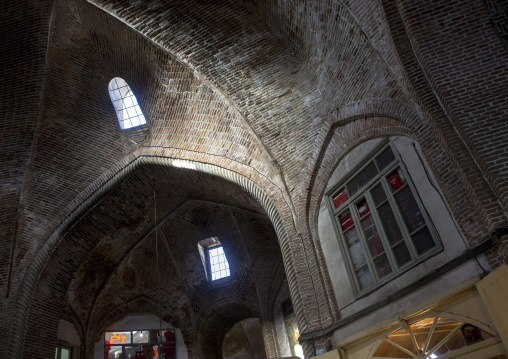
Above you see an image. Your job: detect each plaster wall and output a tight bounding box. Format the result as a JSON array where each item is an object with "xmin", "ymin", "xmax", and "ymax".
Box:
[
  {"xmin": 57, "ymin": 319, "xmax": 81, "ymax": 346},
  {"xmin": 273, "ymin": 282, "xmax": 293, "ymax": 357},
  {"xmin": 93, "ymin": 315, "xmax": 188, "ymax": 359},
  {"xmin": 318, "ymin": 136, "xmax": 482, "ymax": 333}
]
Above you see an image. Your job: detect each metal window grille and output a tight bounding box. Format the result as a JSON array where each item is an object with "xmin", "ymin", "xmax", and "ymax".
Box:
[
  {"xmin": 209, "ymin": 246, "xmax": 230, "ymax": 281},
  {"xmin": 108, "ymin": 77, "xmax": 146, "ymax": 129}
]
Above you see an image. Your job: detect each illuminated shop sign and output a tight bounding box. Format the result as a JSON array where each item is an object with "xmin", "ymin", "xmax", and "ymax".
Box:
[{"xmin": 109, "ymin": 333, "xmax": 127, "ymax": 344}]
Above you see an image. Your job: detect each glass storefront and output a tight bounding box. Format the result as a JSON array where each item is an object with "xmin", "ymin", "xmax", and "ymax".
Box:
[{"xmin": 104, "ymin": 329, "xmax": 176, "ymax": 359}]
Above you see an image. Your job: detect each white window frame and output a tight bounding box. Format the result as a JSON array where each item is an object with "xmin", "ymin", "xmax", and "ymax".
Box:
[{"xmin": 326, "ymin": 140, "xmax": 441, "ymax": 296}]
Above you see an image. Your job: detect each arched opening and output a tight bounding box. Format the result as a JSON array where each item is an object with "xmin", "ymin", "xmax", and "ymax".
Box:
[
  {"xmin": 371, "ymin": 314, "xmax": 496, "ymax": 358},
  {"xmin": 222, "ymin": 318, "xmax": 267, "ymax": 359},
  {"xmin": 317, "ymin": 136, "xmax": 467, "ymax": 307},
  {"xmin": 108, "ymin": 77, "xmax": 146, "ymax": 129},
  {"xmin": 21, "ymin": 162, "xmax": 289, "ymax": 359},
  {"xmin": 94, "ymin": 315, "xmax": 188, "ymax": 359},
  {"xmin": 55, "ymin": 319, "xmax": 81, "ymax": 359}
]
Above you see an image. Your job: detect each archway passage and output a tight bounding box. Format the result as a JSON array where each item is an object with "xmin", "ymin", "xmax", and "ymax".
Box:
[
  {"xmin": 222, "ymin": 318, "xmax": 267, "ymax": 359},
  {"xmin": 23, "ymin": 164, "xmax": 288, "ymax": 359}
]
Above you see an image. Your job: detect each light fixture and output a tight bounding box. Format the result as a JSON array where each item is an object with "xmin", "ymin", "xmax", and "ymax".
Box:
[{"xmin": 430, "ymin": 354, "xmax": 438, "ymax": 358}]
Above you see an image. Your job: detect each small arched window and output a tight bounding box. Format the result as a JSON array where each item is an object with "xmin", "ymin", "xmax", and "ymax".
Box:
[{"xmin": 108, "ymin": 77, "xmax": 146, "ymax": 129}]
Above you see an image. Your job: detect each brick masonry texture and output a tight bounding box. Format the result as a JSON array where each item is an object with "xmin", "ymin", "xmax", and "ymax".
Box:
[
  {"xmin": 1, "ymin": 0, "xmax": 507, "ymax": 357},
  {"xmin": 24, "ymin": 165, "xmax": 286, "ymax": 358}
]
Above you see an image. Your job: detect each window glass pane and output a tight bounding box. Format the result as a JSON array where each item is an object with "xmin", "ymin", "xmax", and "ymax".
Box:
[
  {"xmin": 433, "ymin": 330, "xmax": 466, "ymax": 356},
  {"xmin": 374, "ymin": 340, "xmax": 412, "ymax": 358},
  {"xmin": 356, "ymin": 265, "xmax": 374, "ymax": 289},
  {"xmin": 411, "ymin": 226, "xmax": 436, "ymax": 255},
  {"xmin": 374, "ymin": 253, "xmax": 392, "ymax": 277},
  {"xmin": 124, "ymin": 346, "xmax": 140, "ymax": 358},
  {"xmin": 394, "ymin": 186, "xmax": 426, "ymax": 233},
  {"xmin": 108, "ymin": 346, "xmax": 123, "ymax": 359},
  {"xmin": 371, "ymin": 184, "xmax": 387, "ymax": 206},
  {"xmin": 361, "ymin": 215, "xmax": 384, "ymax": 257},
  {"xmin": 106, "ymin": 331, "xmax": 131, "ymax": 344},
  {"xmin": 127, "ymin": 106, "xmax": 138, "ymax": 118},
  {"xmin": 209, "ymin": 246, "xmax": 230, "ymax": 280},
  {"xmin": 393, "ymin": 243, "xmax": 412, "ymax": 267},
  {"xmin": 124, "ymin": 94, "xmax": 135, "ymax": 108},
  {"xmin": 339, "ymin": 211, "xmax": 355, "ymax": 232},
  {"xmin": 426, "ymin": 318, "xmax": 463, "ymax": 355},
  {"xmin": 132, "ymin": 330, "xmax": 149, "ymax": 344},
  {"xmin": 333, "ymin": 188, "xmax": 349, "ymax": 208},
  {"xmin": 357, "ymin": 199, "xmax": 370, "ymax": 218},
  {"xmin": 111, "ymin": 89, "xmax": 122, "ymax": 101},
  {"xmin": 376, "ymin": 146, "xmax": 396, "ymax": 170},
  {"xmin": 344, "ymin": 228, "xmax": 367, "ymax": 269},
  {"xmin": 386, "ymin": 329, "xmax": 415, "ymax": 355},
  {"xmin": 411, "ymin": 317, "xmax": 436, "ymax": 350},
  {"xmin": 60, "ymin": 348, "xmax": 71, "ymax": 359},
  {"xmin": 131, "ymin": 116, "xmax": 141, "ymax": 127},
  {"xmin": 55, "ymin": 347, "xmax": 58, "ymax": 359},
  {"xmin": 387, "ymin": 169, "xmax": 406, "ymax": 192},
  {"xmin": 377, "ymin": 202, "xmax": 404, "ymax": 246},
  {"xmin": 347, "ymin": 162, "xmax": 378, "ymax": 196}
]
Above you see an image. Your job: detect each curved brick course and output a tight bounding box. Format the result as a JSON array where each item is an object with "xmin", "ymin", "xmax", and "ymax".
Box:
[{"xmin": 2, "ymin": 0, "xmax": 508, "ymax": 357}]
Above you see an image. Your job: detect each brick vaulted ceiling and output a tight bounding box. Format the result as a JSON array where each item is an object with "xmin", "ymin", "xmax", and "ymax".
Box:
[
  {"xmin": 28, "ymin": 164, "xmax": 286, "ymax": 358},
  {"xmin": 1, "ymin": 0, "xmax": 507, "ymax": 357}
]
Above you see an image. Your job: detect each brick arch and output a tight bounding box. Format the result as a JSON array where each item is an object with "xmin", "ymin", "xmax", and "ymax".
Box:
[
  {"xmin": 85, "ymin": 299, "xmax": 193, "ymax": 359},
  {"xmin": 305, "ymin": 102, "xmax": 423, "ymax": 223},
  {"xmin": 195, "ymin": 301, "xmax": 261, "ymax": 359},
  {"xmin": 380, "ymin": 0, "xmax": 507, "ymax": 230},
  {"xmin": 86, "ymin": 0, "xmax": 315, "ymax": 204},
  {"xmin": 8, "ymin": 151, "xmax": 324, "ymax": 358},
  {"xmin": 307, "ymin": 115, "xmax": 496, "ymax": 257},
  {"xmin": 332, "ymin": 98, "xmax": 427, "ymax": 127},
  {"xmin": 60, "ymin": 305, "xmax": 87, "ymax": 355},
  {"xmin": 85, "ymin": 0, "xmax": 414, "ymax": 201},
  {"xmin": 300, "ymin": 115, "xmax": 501, "ymax": 336},
  {"xmin": 8, "ymin": 0, "xmax": 292, "ymax": 307},
  {"xmin": 307, "ymin": 117, "xmax": 413, "ymax": 240},
  {"xmin": 89, "ymin": 296, "xmax": 186, "ymax": 343}
]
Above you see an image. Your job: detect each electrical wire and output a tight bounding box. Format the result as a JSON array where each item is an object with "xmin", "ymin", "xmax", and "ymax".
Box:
[{"xmin": 154, "ymin": 186, "xmax": 163, "ymax": 353}]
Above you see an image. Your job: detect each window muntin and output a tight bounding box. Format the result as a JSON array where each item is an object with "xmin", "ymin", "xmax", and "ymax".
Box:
[
  {"xmin": 108, "ymin": 77, "xmax": 146, "ymax": 129},
  {"xmin": 209, "ymin": 245, "xmax": 230, "ymax": 280},
  {"xmin": 372, "ymin": 316, "xmax": 494, "ymax": 358},
  {"xmin": 328, "ymin": 143, "xmax": 439, "ymax": 293},
  {"xmin": 197, "ymin": 238, "xmax": 231, "ymax": 282}
]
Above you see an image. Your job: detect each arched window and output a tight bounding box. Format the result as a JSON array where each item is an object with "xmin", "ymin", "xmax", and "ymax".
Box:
[
  {"xmin": 372, "ymin": 315, "xmax": 494, "ymax": 358},
  {"xmin": 108, "ymin": 77, "xmax": 146, "ymax": 129}
]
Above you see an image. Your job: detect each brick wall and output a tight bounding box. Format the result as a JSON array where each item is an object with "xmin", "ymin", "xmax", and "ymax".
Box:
[{"xmin": 2, "ymin": 0, "xmax": 508, "ymax": 357}]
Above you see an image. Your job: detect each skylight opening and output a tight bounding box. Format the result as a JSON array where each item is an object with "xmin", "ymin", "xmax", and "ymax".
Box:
[
  {"xmin": 209, "ymin": 246, "xmax": 230, "ymax": 280},
  {"xmin": 108, "ymin": 77, "xmax": 146, "ymax": 129}
]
